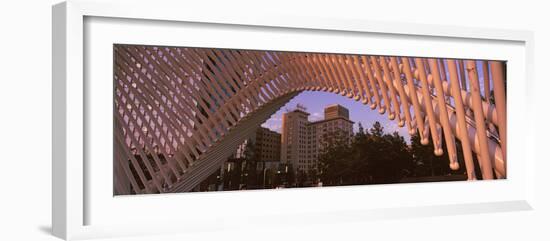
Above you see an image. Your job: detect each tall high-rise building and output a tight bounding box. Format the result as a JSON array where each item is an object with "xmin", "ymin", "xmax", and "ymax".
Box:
[
  {"xmin": 281, "ymin": 107, "xmax": 310, "ymax": 171},
  {"xmin": 281, "ymin": 104, "xmax": 354, "ymax": 173}
]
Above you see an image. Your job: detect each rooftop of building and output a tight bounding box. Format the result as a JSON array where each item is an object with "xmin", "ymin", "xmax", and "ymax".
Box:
[
  {"xmin": 309, "ymin": 116, "xmax": 354, "ymax": 125},
  {"xmin": 285, "ymin": 108, "xmax": 310, "ymax": 115},
  {"xmin": 324, "ymin": 104, "xmax": 347, "ymax": 109},
  {"xmin": 258, "ymin": 126, "xmax": 281, "ymax": 135}
]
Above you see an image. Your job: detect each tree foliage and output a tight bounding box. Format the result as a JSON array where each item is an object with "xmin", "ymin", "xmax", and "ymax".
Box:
[
  {"xmin": 199, "ymin": 121, "xmax": 470, "ymax": 192},
  {"xmin": 318, "ymin": 121, "xmax": 413, "ymax": 185},
  {"xmin": 318, "ymin": 121, "xmax": 467, "ymax": 186}
]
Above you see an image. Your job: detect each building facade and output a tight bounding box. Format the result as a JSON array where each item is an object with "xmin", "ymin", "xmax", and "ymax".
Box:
[
  {"xmin": 281, "ymin": 104, "xmax": 354, "ymax": 173},
  {"xmin": 255, "ymin": 127, "xmax": 281, "ymax": 163},
  {"xmin": 324, "ymin": 104, "xmax": 350, "ymax": 120},
  {"xmin": 281, "ymin": 106, "xmax": 310, "ymax": 171}
]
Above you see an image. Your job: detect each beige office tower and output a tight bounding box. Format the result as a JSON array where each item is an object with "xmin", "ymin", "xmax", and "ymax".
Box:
[
  {"xmin": 281, "ymin": 107, "xmax": 310, "ymax": 172},
  {"xmin": 281, "ymin": 104, "xmax": 353, "ymax": 173}
]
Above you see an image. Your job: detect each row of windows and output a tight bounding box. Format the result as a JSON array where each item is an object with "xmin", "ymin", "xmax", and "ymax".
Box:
[
  {"xmin": 258, "ymin": 143, "xmax": 280, "ymax": 148},
  {"xmin": 297, "ymin": 164, "xmax": 316, "ymax": 170}
]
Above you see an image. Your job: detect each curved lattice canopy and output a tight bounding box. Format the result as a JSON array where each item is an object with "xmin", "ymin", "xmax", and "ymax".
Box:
[{"xmin": 113, "ymin": 45, "xmax": 506, "ymax": 195}]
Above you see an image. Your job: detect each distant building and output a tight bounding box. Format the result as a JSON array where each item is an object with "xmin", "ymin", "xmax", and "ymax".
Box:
[
  {"xmin": 231, "ymin": 126, "xmax": 282, "ymax": 173},
  {"xmin": 281, "ymin": 104, "xmax": 354, "ymax": 173},
  {"xmin": 281, "ymin": 107, "xmax": 310, "ymax": 171},
  {"xmin": 324, "ymin": 104, "xmax": 350, "ymax": 120},
  {"xmin": 255, "ymin": 127, "xmax": 281, "ymax": 163},
  {"xmin": 210, "ymin": 126, "xmax": 282, "ymax": 191}
]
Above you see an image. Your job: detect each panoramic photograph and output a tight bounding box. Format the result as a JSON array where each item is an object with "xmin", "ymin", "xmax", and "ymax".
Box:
[{"xmin": 112, "ymin": 45, "xmax": 507, "ymax": 195}]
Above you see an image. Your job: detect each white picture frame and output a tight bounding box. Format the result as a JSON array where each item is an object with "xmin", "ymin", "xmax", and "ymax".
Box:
[{"xmin": 52, "ymin": 0, "xmax": 535, "ymax": 240}]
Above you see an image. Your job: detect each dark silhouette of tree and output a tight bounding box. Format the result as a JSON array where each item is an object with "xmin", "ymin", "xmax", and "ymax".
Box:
[
  {"xmin": 307, "ymin": 168, "xmax": 318, "ymax": 185},
  {"xmin": 370, "ymin": 121, "xmax": 384, "ymax": 137},
  {"xmin": 318, "ymin": 121, "xmax": 413, "ymax": 186},
  {"xmin": 409, "ymin": 132, "xmax": 472, "ymax": 179},
  {"xmin": 198, "ymin": 121, "xmax": 472, "ymax": 192},
  {"xmin": 241, "ymin": 139, "xmax": 262, "ymax": 189},
  {"xmin": 296, "ymin": 169, "xmax": 308, "ymax": 187},
  {"xmin": 317, "ymin": 128, "xmax": 354, "ymax": 185},
  {"xmin": 285, "ymin": 164, "xmax": 295, "ymax": 187},
  {"xmin": 357, "ymin": 122, "xmax": 365, "ymax": 136}
]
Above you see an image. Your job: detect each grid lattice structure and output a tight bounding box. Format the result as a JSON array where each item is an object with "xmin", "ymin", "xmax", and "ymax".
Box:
[{"xmin": 113, "ymin": 45, "xmax": 506, "ymax": 195}]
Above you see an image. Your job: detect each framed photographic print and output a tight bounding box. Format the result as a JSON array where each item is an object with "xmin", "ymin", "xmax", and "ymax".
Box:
[{"xmin": 52, "ymin": 0, "xmax": 535, "ymax": 240}]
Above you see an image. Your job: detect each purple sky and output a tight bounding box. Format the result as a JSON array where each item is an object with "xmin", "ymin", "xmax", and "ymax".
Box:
[{"xmin": 261, "ymin": 91, "xmax": 412, "ymax": 143}]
